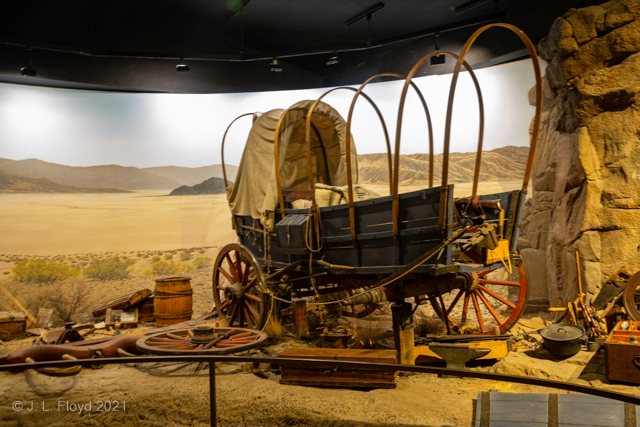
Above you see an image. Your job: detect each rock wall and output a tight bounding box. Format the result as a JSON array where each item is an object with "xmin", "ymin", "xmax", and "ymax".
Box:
[{"xmin": 519, "ymin": 0, "xmax": 640, "ymax": 308}]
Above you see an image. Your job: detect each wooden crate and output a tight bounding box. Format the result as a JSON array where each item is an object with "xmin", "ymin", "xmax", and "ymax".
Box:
[
  {"xmin": 604, "ymin": 321, "xmax": 640, "ymax": 385},
  {"xmin": 0, "ymin": 311, "xmax": 27, "ymax": 340},
  {"xmin": 278, "ymin": 348, "xmax": 398, "ymax": 389}
]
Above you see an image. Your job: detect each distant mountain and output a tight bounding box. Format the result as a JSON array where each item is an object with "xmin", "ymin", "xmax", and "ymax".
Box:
[
  {"xmin": 144, "ymin": 165, "xmax": 238, "ymax": 186},
  {"xmin": 0, "ymin": 170, "xmax": 128, "ymax": 193},
  {"xmin": 0, "ymin": 158, "xmax": 235, "ymax": 191},
  {"xmin": 169, "ymin": 177, "xmax": 228, "ymax": 195},
  {"xmin": 357, "ymin": 146, "xmax": 529, "ymax": 185}
]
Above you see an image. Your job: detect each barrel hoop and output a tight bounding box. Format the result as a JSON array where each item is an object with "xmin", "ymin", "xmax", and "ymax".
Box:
[
  {"xmin": 153, "ymin": 310, "xmax": 193, "ymax": 318},
  {"xmin": 154, "ymin": 290, "xmax": 193, "ymax": 299}
]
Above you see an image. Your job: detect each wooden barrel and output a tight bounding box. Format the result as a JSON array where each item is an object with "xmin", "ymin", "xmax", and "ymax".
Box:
[{"xmin": 154, "ymin": 276, "xmax": 193, "ymax": 326}]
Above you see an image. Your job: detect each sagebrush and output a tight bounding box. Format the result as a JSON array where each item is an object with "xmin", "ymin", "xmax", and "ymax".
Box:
[
  {"xmin": 84, "ymin": 256, "xmax": 135, "ymax": 281},
  {"xmin": 11, "ymin": 259, "xmax": 80, "ymax": 284},
  {"xmin": 145, "ymin": 259, "xmax": 190, "ymax": 276}
]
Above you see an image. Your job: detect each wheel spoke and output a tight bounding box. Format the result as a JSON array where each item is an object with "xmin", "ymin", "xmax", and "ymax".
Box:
[
  {"xmin": 239, "ymin": 303, "xmax": 245, "ymax": 328},
  {"xmin": 242, "ymin": 263, "xmax": 251, "ymax": 286},
  {"xmin": 244, "ymin": 305, "xmax": 254, "ymax": 329},
  {"xmin": 244, "ymin": 277, "xmax": 257, "ymax": 292},
  {"xmin": 245, "ymin": 293, "xmax": 261, "ymax": 302},
  {"xmin": 471, "ymin": 293, "xmax": 486, "ymax": 333},
  {"xmin": 478, "ymin": 279, "xmax": 521, "ymax": 287},
  {"xmin": 224, "ymin": 253, "xmax": 239, "ymax": 282},
  {"xmin": 234, "ymin": 251, "xmax": 243, "ymax": 282},
  {"xmin": 228, "ymin": 303, "xmax": 240, "ymax": 326},
  {"xmin": 245, "ymin": 299, "xmax": 260, "ymax": 320},
  {"xmin": 446, "ymin": 290, "xmax": 464, "ymax": 316},
  {"xmin": 461, "ymin": 293, "xmax": 470, "ymax": 324},
  {"xmin": 217, "ymin": 266, "xmax": 235, "ymax": 284},
  {"xmin": 478, "ymin": 285, "xmax": 516, "ymax": 309},
  {"xmin": 476, "ymin": 270, "xmax": 493, "ymax": 279},
  {"xmin": 477, "ymin": 290, "xmax": 503, "ymax": 325}
]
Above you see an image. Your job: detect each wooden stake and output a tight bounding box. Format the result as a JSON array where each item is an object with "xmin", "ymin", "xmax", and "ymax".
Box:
[{"xmin": 1, "ymin": 285, "xmax": 36, "ymax": 328}]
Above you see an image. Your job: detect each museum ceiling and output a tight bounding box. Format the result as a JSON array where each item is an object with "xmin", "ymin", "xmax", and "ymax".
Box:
[{"xmin": 0, "ymin": 0, "xmax": 609, "ymax": 93}]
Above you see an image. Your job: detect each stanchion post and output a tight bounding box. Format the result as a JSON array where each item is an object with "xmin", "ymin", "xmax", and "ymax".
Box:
[{"xmin": 209, "ymin": 361, "xmax": 217, "ymax": 427}]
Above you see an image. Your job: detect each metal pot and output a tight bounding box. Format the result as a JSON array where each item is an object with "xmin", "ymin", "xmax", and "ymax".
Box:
[{"xmin": 539, "ymin": 323, "xmax": 584, "ymax": 357}]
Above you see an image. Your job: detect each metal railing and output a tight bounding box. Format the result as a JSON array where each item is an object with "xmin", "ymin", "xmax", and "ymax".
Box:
[{"xmin": 2, "ymin": 355, "xmax": 639, "ymax": 426}]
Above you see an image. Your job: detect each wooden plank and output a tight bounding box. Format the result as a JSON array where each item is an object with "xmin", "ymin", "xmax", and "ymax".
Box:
[
  {"xmin": 35, "ymin": 308, "xmax": 53, "ymax": 328},
  {"xmin": 279, "ymin": 348, "xmax": 396, "ymax": 364},
  {"xmin": 558, "ymin": 394, "xmax": 624, "ymax": 427},
  {"xmin": 280, "ymin": 379, "xmax": 396, "ymax": 389},
  {"xmin": 475, "ymin": 393, "xmax": 637, "ymax": 427},
  {"xmin": 92, "ymin": 289, "xmax": 152, "ymax": 317}
]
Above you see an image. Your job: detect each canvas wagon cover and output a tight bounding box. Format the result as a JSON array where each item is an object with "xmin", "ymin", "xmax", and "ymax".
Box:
[{"xmin": 226, "ymin": 100, "xmax": 358, "ymax": 230}]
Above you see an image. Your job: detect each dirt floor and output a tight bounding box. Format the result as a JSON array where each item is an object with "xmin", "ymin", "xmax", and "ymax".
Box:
[{"xmin": 1, "ymin": 313, "xmax": 639, "ymax": 427}]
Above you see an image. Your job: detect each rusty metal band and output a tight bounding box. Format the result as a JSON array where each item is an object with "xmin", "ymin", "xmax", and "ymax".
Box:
[
  {"xmin": 393, "ymin": 51, "xmax": 482, "ymax": 238},
  {"xmin": 154, "ymin": 289, "xmax": 194, "ymax": 299},
  {"xmin": 345, "ymin": 72, "xmax": 434, "ymax": 241},
  {"xmin": 441, "ymin": 23, "xmax": 543, "ymax": 192},
  {"xmin": 3, "ymin": 355, "xmax": 640, "ymax": 406},
  {"xmin": 153, "ymin": 310, "xmax": 193, "ymax": 318}
]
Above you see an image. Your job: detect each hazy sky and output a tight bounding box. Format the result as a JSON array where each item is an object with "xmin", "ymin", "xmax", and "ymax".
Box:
[{"xmin": 0, "ymin": 59, "xmax": 542, "ymax": 168}]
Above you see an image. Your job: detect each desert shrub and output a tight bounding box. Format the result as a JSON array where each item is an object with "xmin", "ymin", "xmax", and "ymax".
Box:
[
  {"xmin": 11, "ymin": 259, "xmax": 80, "ymax": 284},
  {"xmin": 151, "ymin": 255, "xmax": 161, "ymax": 263},
  {"xmin": 192, "ymin": 256, "xmax": 212, "ymax": 270},
  {"xmin": 145, "ymin": 260, "xmax": 191, "ymax": 276},
  {"xmin": 180, "ymin": 250, "xmax": 194, "ymax": 261},
  {"xmin": 84, "ymin": 256, "xmax": 135, "ymax": 281},
  {"xmin": 49, "ymin": 282, "xmax": 92, "ymax": 323}
]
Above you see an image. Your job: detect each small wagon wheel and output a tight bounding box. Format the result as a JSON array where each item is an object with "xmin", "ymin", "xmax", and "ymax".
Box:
[
  {"xmin": 212, "ymin": 243, "xmax": 269, "ymax": 330},
  {"xmin": 622, "ymin": 271, "xmax": 640, "ymax": 322},
  {"xmin": 136, "ymin": 326, "xmax": 268, "ymax": 355},
  {"xmin": 432, "ymin": 262, "xmax": 528, "ymax": 335}
]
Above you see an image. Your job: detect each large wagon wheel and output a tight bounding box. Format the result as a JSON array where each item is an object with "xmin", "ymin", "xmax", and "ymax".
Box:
[
  {"xmin": 212, "ymin": 243, "xmax": 269, "ymax": 330},
  {"xmin": 432, "ymin": 262, "xmax": 528, "ymax": 335},
  {"xmin": 622, "ymin": 271, "xmax": 640, "ymax": 322},
  {"xmin": 136, "ymin": 326, "xmax": 268, "ymax": 355}
]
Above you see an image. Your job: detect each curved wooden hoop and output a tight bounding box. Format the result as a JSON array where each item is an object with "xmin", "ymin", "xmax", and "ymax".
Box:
[
  {"xmin": 304, "ymin": 87, "xmax": 390, "ymax": 215},
  {"xmin": 394, "ymin": 51, "xmax": 484, "ymax": 237},
  {"xmin": 220, "ymin": 112, "xmax": 259, "ymax": 188},
  {"xmin": 442, "ymin": 23, "xmax": 543, "ymax": 192},
  {"xmin": 345, "ymin": 72, "xmax": 434, "ymax": 241}
]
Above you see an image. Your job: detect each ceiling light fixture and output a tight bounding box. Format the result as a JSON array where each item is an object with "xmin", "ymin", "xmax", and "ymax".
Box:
[
  {"xmin": 21, "ymin": 47, "xmax": 36, "ymax": 77},
  {"xmin": 326, "ymin": 53, "xmax": 339, "ymax": 66},
  {"xmin": 176, "ymin": 59, "xmax": 190, "ymax": 72},
  {"xmin": 270, "ymin": 58, "xmax": 283, "ymax": 72},
  {"xmin": 345, "ymin": 2, "xmax": 385, "ymax": 26},
  {"xmin": 430, "ymin": 34, "xmax": 445, "ymax": 65},
  {"xmin": 454, "ymin": 0, "xmax": 490, "ymax": 14}
]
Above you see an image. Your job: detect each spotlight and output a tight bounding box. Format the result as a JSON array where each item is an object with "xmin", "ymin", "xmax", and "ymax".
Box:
[
  {"xmin": 326, "ymin": 54, "xmax": 339, "ymax": 66},
  {"xmin": 20, "ymin": 67, "xmax": 37, "ymax": 77},
  {"xmin": 454, "ymin": 0, "xmax": 489, "ymax": 14},
  {"xmin": 21, "ymin": 47, "xmax": 36, "ymax": 77},
  {"xmin": 176, "ymin": 59, "xmax": 190, "ymax": 72},
  {"xmin": 270, "ymin": 58, "xmax": 283, "ymax": 72},
  {"xmin": 430, "ymin": 34, "xmax": 445, "ymax": 65},
  {"xmin": 430, "ymin": 55, "xmax": 445, "ymax": 65}
]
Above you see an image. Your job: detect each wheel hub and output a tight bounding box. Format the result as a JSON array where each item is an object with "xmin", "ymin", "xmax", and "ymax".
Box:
[
  {"xmin": 461, "ymin": 272, "xmax": 479, "ymax": 292},
  {"xmin": 224, "ymin": 282, "xmax": 245, "ymax": 302}
]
